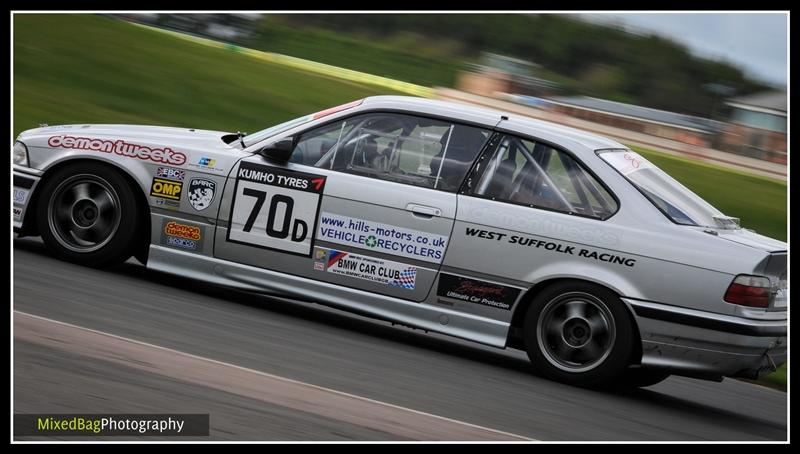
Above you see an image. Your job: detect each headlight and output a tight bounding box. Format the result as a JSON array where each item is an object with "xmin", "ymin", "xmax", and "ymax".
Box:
[{"xmin": 13, "ymin": 141, "xmax": 28, "ymax": 167}]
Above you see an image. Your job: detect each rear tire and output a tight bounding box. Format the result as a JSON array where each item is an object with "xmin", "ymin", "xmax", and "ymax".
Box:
[
  {"xmin": 36, "ymin": 162, "xmax": 141, "ymax": 267},
  {"xmin": 523, "ymin": 281, "xmax": 636, "ymax": 387}
]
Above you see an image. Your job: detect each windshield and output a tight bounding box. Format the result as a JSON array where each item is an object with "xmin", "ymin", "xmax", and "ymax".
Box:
[
  {"xmin": 242, "ymin": 114, "xmax": 314, "ymax": 148},
  {"xmin": 599, "ymin": 149, "xmax": 737, "ymax": 229}
]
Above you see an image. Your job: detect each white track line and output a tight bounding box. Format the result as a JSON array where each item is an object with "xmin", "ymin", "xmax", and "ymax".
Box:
[{"xmin": 14, "ymin": 310, "xmax": 535, "ymax": 441}]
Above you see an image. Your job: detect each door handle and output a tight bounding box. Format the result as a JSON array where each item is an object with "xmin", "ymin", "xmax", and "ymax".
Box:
[{"xmin": 406, "ymin": 203, "xmax": 442, "ymax": 218}]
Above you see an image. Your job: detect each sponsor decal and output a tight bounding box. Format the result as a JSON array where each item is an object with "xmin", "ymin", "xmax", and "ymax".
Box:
[
  {"xmin": 436, "ymin": 274, "xmax": 520, "ymax": 310},
  {"xmin": 47, "ymin": 136, "xmax": 186, "ymax": 166},
  {"xmin": 313, "ymin": 261, "xmax": 325, "ymax": 271},
  {"xmin": 156, "ymin": 167, "xmax": 185, "ymax": 181},
  {"xmin": 464, "ymin": 227, "xmax": 636, "ymax": 267},
  {"xmin": 187, "ymin": 178, "xmax": 217, "ymax": 211},
  {"xmin": 320, "ymin": 248, "xmax": 417, "ymax": 289},
  {"xmin": 317, "ymin": 213, "xmax": 448, "ymax": 264},
  {"xmin": 602, "ymin": 151, "xmax": 655, "ymax": 176},
  {"xmin": 149, "ymin": 178, "xmax": 183, "ymax": 201},
  {"xmin": 189, "ymin": 157, "xmax": 226, "ymax": 174},
  {"xmin": 160, "ymin": 219, "xmax": 204, "ymax": 252},
  {"xmin": 13, "ymin": 207, "xmax": 22, "ymax": 221},
  {"xmin": 13, "ymin": 188, "xmax": 28, "ymax": 205},
  {"xmin": 153, "ymin": 198, "xmax": 180, "ymax": 210},
  {"xmin": 227, "ymin": 162, "xmax": 326, "ymax": 257}
]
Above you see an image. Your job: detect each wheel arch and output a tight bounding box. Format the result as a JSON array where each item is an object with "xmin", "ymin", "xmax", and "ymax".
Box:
[
  {"xmin": 21, "ymin": 156, "xmax": 152, "ymax": 265},
  {"xmin": 507, "ymin": 277, "xmax": 643, "ymax": 365}
]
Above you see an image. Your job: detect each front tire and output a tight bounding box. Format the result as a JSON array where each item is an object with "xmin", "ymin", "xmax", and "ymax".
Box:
[
  {"xmin": 523, "ymin": 281, "xmax": 636, "ymax": 387},
  {"xmin": 36, "ymin": 162, "xmax": 141, "ymax": 267}
]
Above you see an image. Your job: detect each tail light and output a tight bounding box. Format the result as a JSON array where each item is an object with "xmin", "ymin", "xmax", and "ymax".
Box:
[{"xmin": 724, "ymin": 275, "xmax": 771, "ymax": 308}]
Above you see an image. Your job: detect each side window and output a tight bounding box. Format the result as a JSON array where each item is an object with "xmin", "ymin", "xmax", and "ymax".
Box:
[
  {"xmin": 473, "ymin": 135, "xmax": 617, "ymax": 219},
  {"xmin": 291, "ymin": 113, "xmax": 490, "ymax": 192}
]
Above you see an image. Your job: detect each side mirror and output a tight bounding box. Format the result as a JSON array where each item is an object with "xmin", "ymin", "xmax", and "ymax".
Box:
[{"xmin": 258, "ymin": 136, "xmax": 295, "ymax": 162}]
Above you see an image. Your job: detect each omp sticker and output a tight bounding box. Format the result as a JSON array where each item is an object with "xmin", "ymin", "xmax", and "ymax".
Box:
[
  {"xmin": 322, "ymin": 248, "xmax": 417, "ymax": 289},
  {"xmin": 160, "ymin": 219, "xmax": 204, "ymax": 252},
  {"xmin": 227, "ymin": 162, "xmax": 326, "ymax": 257},
  {"xmin": 150, "ymin": 178, "xmax": 183, "ymax": 200},
  {"xmin": 47, "ymin": 136, "xmax": 187, "ymax": 166},
  {"xmin": 13, "ymin": 188, "xmax": 29, "ymax": 205},
  {"xmin": 318, "ymin": 213, "xmax": 448, "ymax": 264},
  {"xmin": 436, "ymin": 274, "xmax": 520, "ymax": 310}
]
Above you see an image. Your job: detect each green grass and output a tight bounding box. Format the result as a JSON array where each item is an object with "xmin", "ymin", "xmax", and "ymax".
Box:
[
  {"xmin": 13, "ymin": 14, "xmax": 402, "ymax": 138},
  {"xmin": 760, "ymin": 364, "xmax": 787, "ymax": 391},
  {"xmin": 245, "ymin": 17, "xmax": 463, "ymax": 88},
  {"xmin": 629, "ymin": 146, "xmax": 787, "ymax": 242}
]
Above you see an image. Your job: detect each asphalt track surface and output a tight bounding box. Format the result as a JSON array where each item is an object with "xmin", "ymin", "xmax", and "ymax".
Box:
[{"xmin": 13, "ymin": 237, "xmax": 788, "ymax": 441}]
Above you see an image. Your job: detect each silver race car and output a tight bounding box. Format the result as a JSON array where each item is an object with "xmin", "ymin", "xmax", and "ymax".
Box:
[{"xmin": 13, "ymin": 96, "xmax": 787, "ymax": 387}]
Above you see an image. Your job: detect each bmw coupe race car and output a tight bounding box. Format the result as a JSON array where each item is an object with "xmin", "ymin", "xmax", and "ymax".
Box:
[{"xmin": 13, "ymin": 96, "xmax": 787, "ymax": 387}]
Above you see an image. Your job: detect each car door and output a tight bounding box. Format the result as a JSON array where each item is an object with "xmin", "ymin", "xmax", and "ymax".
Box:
[
  {"xmin": 439, "ymin": 133, "xmax": 619, "ymax": 316},
  {"xmin": 214, "ymin": 111, "xmax": 492, "ymax": 302}
]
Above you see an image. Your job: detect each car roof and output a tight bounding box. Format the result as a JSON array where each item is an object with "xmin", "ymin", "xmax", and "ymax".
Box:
[{"xmin": 361, "ymin": 95, "xmax": 625, "ymax": 151}]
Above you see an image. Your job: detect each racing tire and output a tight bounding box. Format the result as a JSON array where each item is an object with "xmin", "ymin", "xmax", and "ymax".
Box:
[
  {"xmin": 523, "ymin": 281, "xmax": 636, "ymax": 387},
  {"xmin": 36, "ymin": 162, "xmax": 141, "ymax": 267}
]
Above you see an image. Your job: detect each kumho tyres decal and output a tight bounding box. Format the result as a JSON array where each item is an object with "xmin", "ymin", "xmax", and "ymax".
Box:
[
  {"xmin": 437, "ymin": 273, "xmax": 521, "ymax": 311},
  {"xmin": 160, "ymin": 219, "xmax": 204, "ymax": 252},
  {"xmin": 315, "ymin": 247, "xmax": 417, "ymax": 290},
  {"xmin": 464, "ymin": 227, "xmax": 637, "ymax": 267},
  {"xmin": 227, "ymin": 162, "xmax": 326, "ymax": 257},
  {"xmin": 47, "ymin": 136, "xmax": 186, "ymax": 166},
  {"xmin": 318, "ymin": 213, "xmax": 448, "ymax": 264}
]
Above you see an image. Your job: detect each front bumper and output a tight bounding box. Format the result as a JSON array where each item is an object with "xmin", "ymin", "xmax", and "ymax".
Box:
[
  {"xmin": 13, "ymin": 165, "xmax": 43, "ymax": 233},
  {"xmin": 625, "ymin": 298, "xmax": 787, "ymax": 380}
]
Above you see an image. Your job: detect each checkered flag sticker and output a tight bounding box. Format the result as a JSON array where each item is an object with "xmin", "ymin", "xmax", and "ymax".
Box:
[{"xmin": 389, "ymin": 267, "xmax": 417, "ymax": 289}]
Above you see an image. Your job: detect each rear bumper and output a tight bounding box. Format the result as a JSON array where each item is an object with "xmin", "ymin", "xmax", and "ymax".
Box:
[{"xmin": 625, "ymin": 298, "xmax": 787, "ymax": 381}]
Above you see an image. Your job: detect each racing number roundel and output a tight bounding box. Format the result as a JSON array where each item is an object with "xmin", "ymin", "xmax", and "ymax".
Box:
[{"xmin": 227, "ymin": 162, "xmax": 326, "ymax": 257}]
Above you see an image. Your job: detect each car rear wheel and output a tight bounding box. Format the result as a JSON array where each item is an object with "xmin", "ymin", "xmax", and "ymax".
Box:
[
  {"xmin": 36, "ymin": 162, "xmax": 141, "ymax": 267},
  {"xmin": 523, "ymin": 281, "xmax": 636, "ymax": 387}
]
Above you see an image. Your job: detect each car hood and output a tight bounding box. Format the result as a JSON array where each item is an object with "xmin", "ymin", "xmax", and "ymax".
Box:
[
  {"xmin": 18, "ymin": 124, "xmax": 240, "ymax": 153},
  {"xmin": 713, "ymin": 228, "xmax": 787, "ymax": 253}
]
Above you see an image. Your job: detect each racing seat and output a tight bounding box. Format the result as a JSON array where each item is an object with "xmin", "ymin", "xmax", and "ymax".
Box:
[{"xmin": 483, "ymin": 149, "xmax": 517, "ymax": 200}]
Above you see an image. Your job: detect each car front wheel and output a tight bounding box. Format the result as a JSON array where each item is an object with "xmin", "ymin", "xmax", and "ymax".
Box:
[
  {"xmin": 523, "ymin": 281, "xmax": 636, "ymax": 387},
  {"xmin": 36, "ymin": 161, "xmax": 141, "ymax": 267}
]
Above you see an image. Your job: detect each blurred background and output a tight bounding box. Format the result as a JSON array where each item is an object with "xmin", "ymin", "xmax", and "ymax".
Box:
[{"xmin": 12, "ymin": 12, "xmax": 787, "ymax": 388}]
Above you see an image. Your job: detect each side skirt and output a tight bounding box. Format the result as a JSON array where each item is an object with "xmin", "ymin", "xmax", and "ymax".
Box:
[{"xmin": 147, "ymin": 245, "xmax": 510, "ymax": 348}]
